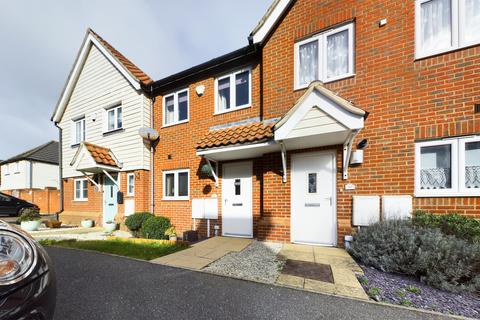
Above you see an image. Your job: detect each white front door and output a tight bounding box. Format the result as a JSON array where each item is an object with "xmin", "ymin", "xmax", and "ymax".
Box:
[
  {"xmin": 291, "ymin": 151, "xmax": 336, "ymax": 246},
  {"xmin": 222, "ymin": 162, "xmax": 253, "ymax": 238}
]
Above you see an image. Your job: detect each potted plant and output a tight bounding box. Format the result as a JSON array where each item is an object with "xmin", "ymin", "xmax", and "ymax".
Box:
[
  {"xmin": 46, "ymin": 220, "xmax": 62, "ymax": 228},
  {"xmin": 18, "ymin": 207, "xmax": 42, "ymax": 231},
  {"xmin": 81, "ymin": 219, "xmax": 93, "ymax": 228},
  {"xmin": 165, "ymin": 226, "xmax": 177, "ymax": 241},
  {"xmin": 104, "ymin": 220, "xmax": 117, "ymax": 233}
]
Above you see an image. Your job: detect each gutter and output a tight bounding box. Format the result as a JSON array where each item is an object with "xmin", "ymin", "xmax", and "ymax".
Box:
[
  {"xmin": 150, "ymin": 97, "xmax": 156, "ymax": 214},
  {"xmin": 54, "ymin": 123, "xmax": 64, "ymax": 220}
]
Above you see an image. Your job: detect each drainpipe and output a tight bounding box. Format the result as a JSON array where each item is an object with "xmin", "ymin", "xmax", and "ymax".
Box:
[
  {"xmin": 54, "ymin": 123, "xmax": 63, "ymax": 220},
  {"xmin": 150, "ymin": 96, "xmax": 155, "ymax": 214}
]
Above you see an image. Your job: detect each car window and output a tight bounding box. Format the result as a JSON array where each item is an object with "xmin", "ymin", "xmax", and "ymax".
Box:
[{"xmin": 0, "ymin": 194, "xmax": 11, "ymax": 201}]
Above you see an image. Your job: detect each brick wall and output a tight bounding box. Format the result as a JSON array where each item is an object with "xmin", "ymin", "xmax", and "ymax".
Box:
[
  {"xmin": 259, "ymin": 0, "xmax": 480, "ymax": 244},
  {"xmin": 60, "ymin": 170, "xmax": 150, "ymax": 225}
]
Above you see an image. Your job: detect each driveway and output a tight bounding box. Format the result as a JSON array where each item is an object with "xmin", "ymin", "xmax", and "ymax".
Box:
[{"xmin": 46, "ymin": 247, "xmax": 451, "ymax": 320}]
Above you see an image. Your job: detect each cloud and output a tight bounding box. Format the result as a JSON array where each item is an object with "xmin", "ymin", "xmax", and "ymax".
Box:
[{"xmin": 0, "ymin": 0, "xmax": 271, "ymax": 159}]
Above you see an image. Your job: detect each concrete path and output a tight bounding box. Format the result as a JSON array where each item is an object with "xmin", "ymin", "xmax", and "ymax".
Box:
[
  {"xmin": 151, "ymin": 236, "xmax": 252, "ymax": 270},
  {"xmin": 28, "ymin": 227, "xmax": 132, "ymax": 241},
  {"xmin": 277, "ymin": 243, "xmax": 368, "ymax": 300},
  {"xmin": 47, "ymin": 246, "xmax": 454, "ymax": 320}
]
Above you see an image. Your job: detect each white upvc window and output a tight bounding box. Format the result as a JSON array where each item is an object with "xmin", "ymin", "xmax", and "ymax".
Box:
[
  {"xmin": 3, "ymin": 165, "xmax": 9, "ymax": 176},
  {"xmin": 415, "ymin": 136, "xmax": 480, "ymax": 197},
  {"xmin": 127, "ymin": 173, "xmax": 135, "ymax": 196},
  {"xmin": 12, "ymin": 162, "xmax": 19, "ymax": 174},
  {"xmin": 415, "ymin": 0, "xmax": 480, "ymax": 59},
  {"xmin": 105, "ymin": 105, "xmax": 123, "ymax": 132},
  {"xmin": 294, "ymin": 22, "xmax": 355, "ymax": 89},
  {"xmin": 163, "ymin": 89, "xmax": 189, "ymax": 126},
  {"xmin": 163, "ymin": 169, "xmax": 189, "ymax": 200},
  {"xmin": 215, "ymin": 68, "xmax": 252, "ymax": 114},
  {"xmin": 72, "ymin": 117, "xmax": 86, "ymax": 145},
  {"xmin": 74, "ymin": 178, "xmax": 88, "ymax": 201}
]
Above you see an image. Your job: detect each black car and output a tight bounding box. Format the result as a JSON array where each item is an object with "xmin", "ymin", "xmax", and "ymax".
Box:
[
  {"xmin": 0, "ymin": 220, "xmax": 56, "ymax": 319},
  {"xmin": 0, "ymin": 193, "xmax": 39, "ymax": 216}
]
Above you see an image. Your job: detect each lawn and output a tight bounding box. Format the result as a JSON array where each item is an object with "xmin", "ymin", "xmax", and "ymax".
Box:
[{"xmin": 40, "ymin": 239, "xmax": 189, "ymax": 261}]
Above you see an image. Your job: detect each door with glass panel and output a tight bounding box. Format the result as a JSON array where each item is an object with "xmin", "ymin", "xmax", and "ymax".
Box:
[
  {"xmin": 222, "ymin": 162, "xmax": 253, "ymax": 238},
  {"xmin": 103, "ymin": 174, "xmax": 118, "ymax": 226},
  {"xmin": 291, "ymin": 151, "xmax": 336, "ymax": 246}
]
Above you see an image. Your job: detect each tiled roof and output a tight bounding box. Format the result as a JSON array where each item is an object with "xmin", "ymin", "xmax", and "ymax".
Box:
[
  {"xmin": 89, "ymin": 29, "xmax": 153, "ymax": 85},
  {"xmin": 83, "ymin": 142, "xmax": 118, "ymax": 167},
  {"xmin": 197, "ymin": 122, "xmax": 275, "ymax": 149},
  {"xmin": 1, "ymin": 141, "xmax": 59, "ymax": 165}
]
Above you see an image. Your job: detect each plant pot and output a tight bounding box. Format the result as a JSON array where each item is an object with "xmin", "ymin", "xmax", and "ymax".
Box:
[
  {"xmin": 104, "ymin": 222, "xmax": 117, "ymax": 233},
  {"xmin": 81, "ymin": 220, "xmax": 93, "ymax": 228},
  {"xmin": 169, "ymin": 236, "xmax": 177, "ymax": 241},
  {"xmin": 20, "ymin": 220, "xmax": 41, "ymax": 232}
]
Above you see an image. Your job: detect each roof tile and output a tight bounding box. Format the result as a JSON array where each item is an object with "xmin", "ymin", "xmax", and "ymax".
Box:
[
  {"xmin": 197, "ymin": 122, "xmax": 274, "ymax": 149},
  {"xmin": 83, "ymin": 142, "xmax": 119, "ymax": 168}
]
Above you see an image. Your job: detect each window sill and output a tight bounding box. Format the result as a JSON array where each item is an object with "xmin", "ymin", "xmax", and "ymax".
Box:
[
  {"xmin": 294, "ymin": 74, "xmax": 356, "ymax": 91},
  {"xmin": 126, "ymin": 193, "xmax": 134, "ymax": 197},
  {"xmin": 103, "ymin": 128, "xmax": 124, "ymax": 136},
  {"xmin": 214, "ymin": 105, "xmax": 251, "ymax": 116},
  {"xmin": 415, "ymin": 42, "xmax": 480, "ymax": 61},
  {"xmin": 73, "ymin": 199, "xmax": 89, "ymax": 202},
  {"xmin": 415, "ymin": 191, "xmax": 480, "ymax": 198},
  {"xmin": 162, "ymin": 120, "xmax": 189, "ymax": 128},
  {"xmin": 71, "ymin": 143, "xmax": 80, "ymax": 148},
  {"xmin": 162, "ymin": 197, "xmax": 189, "ymax": 201}
]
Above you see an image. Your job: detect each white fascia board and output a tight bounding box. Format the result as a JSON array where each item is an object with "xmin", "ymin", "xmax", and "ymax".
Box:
[
  {"xmin": 275, "ymin": 90, "xmax": 364, "ymax": 140},
  {"xmin": 52, "ymin": 34, "xmax": 141, "ymax": 123},
  {"xmin": 197, "ymin": 141, "xmax": 277, "ymax": 157},
  {"xmin": 252, "ymin": 0, "xmax": 293, "ymax": 44}
]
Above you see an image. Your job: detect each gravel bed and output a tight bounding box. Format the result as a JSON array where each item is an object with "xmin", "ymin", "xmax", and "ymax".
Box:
[
  {"xmin": 358, "ymin": 265, "xmax": 480, "ymax": 319},
  {"xmin": 203, "ymin": 241, "xmax": 285, "ymax": 284}
]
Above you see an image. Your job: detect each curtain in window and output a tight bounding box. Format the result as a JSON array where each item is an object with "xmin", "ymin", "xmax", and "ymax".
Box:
[
  {"xmin": 108, "ymin": 110, "xmax": 115, "ymax": 131},
  {"xmin": 465, "ymin": 141, "xmax": 480, "ymax": 188},
  {"xmin": 299, "ymin": 40, "xmax": 318, "ymax": 86},
  {"xmin": 165, "ymin": 174, "xmax": 175, "ymax": 197},
  {"xmin": 327, "ymin": 30, "xmax": 349, "ymax": 78},
  {"xmin": 218, "ymin": 78, "xmax": 230, "ymax": 110},
  {"xmin": 178, "ymin": 92, "xmax": 188, "ymax": 121},
  {"xmin": 165, "ymin": 96, "xmax": 175, "ymax": 124},
  {"xmin": 75, "ymin": 181, "xmax": 81, "ymax": 199},
  {"xmin": 75, "ymin": 121, "xmax": 82, "ymax": 144},
  {"xmin": 465, "ymin": 0, "xmax": 480, "ymax": 43},
  {"xmin": 421, "ymin": 0, "xmax": 452, "ymax": 52},
  {"xmin": 82, "ymin": 180, "xmax": 88, "ymax": 199},
  {"xmin": 178, "ymin": 172, "xmax": 188, "ymax": 196},
  {"xmin": 117, "ymin": 108, "xmax": 122, "ymax": 129},
  {"xmin": 420, "ymin": 145, "xmax": 452, "ymax": 189},
  {"xmin": 235, "ymin": 71, "xmax": 249, "ymax": 107}
]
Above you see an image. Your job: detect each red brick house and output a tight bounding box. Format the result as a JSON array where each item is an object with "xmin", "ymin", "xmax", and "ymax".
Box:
[{"xmin": 146, "ymin": 0, "xmax": 480, "ymax": 246}]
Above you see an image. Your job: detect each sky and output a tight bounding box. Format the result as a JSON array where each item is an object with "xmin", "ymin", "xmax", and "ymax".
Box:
[{"xmin": 0, "ymin": 0, "xmax": 272, "ymax": 160}]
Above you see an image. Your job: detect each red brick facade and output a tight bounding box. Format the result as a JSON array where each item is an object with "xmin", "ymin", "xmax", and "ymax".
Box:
[{"xmin": 149, "ymin": 0, "xmax": 479, "ymax": 246}]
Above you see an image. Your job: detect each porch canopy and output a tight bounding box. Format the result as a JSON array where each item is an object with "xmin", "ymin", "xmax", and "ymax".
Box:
[
  {"xmin": 70, "ymin": 142, "xmax": 122, "ymax": 188},
  {"xmin": 196, "ymin": 81, "xmax": 366, "ymax": 181}
]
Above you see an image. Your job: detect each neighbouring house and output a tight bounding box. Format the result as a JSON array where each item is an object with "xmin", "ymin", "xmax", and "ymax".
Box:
[
  {"xmin": 0, "ymin": 141, "xmax": 60, "ymax": 214},
  {"xmin": 51, "ymin": 29, "xmax": 154, "ymax": 226},
  {"xmin": 145, "ymin": 0, "xmax": 480, "ymax": 246}
]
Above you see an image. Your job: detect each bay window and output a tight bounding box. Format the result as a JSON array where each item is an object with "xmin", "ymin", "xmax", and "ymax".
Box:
[
  {"xmin": 163, "ymin": 169, "xmax": 189, "ymax": 200},
  {"xmin": 415, "ymin": 136, "xmax": 480, "ymax": 196},
  {"xmin": 295, "ymin": 22, "xmax": 354, "ymax": 89},
  {"xmin": 415, "ymin": 0, "xmax": 480, "ymax": 58},
  {"xmin": 163, "ymin": 89, "xmax": 189, "ymax": 126},
  {"xmin": 215, "ymin": 68, "xmax": 251, "ymax": 114}
]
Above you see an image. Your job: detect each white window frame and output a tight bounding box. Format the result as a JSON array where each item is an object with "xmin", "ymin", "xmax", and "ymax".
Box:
[
  {"xmin": 127, "ymin": 173, "xmax": 135, "ymax": 196},
  {"xmin": 162, "ymin": 169, "xmax": 190, "ymax": 201},
  {"xmin": 104, "ymin": 105, "xmax": 123, "ymax": 133},
  {"xmin": 74, "ymin": 177, "xmax": 88, "ymax": 201},
  {"xmin": 162, "ymin": 88, "xmax": 189, "ymax": 127},
  {"xmin": 415, "ymin": 0, "xmax": 480, "ymax": 59},
  {"xmin": 294, "ymin": 22, "xmax": 355, "ymax": 90},
  {"xmin": 214, "ymin": 67, "xmax": 252, "ymax": 115},
  {"xmin": 3, "ymin": 164, "xmax": 9, "ymax": 176},
  {"xmin": 72, "ymin": 117, "xmax": 86, "ymax": 146},
  {"xmin": 12, "ymin": 162, "xmax": 19, "ymax": 174},
  {"xmin": 415, "ymin": 136, "xmax": 480, "ymax": 197}
]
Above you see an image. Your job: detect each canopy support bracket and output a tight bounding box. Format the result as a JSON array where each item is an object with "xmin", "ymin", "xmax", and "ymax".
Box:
[
  {"xmin": 280, "ymin": 141, "xmax": 287, "ymax": 183},
  {"xmin": 205, "ymin": 157, "xmax": 219, "ymax": 187},
  {"xmin": 343, "ymin": 130, "xmax": 359, "ymax": 180}
]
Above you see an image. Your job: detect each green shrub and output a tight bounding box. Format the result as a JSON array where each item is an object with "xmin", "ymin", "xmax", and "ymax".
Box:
[
  {"xmin": 17, "ymin": 207, "xmax": 41, "ymax": 222},
  {"xmin": 413, "ymin": 211, "xmax": 480, "ymax": 243},
  {"xmin": 140, "ymin": 216, "xmax": 171, "ymax": 240},
  {"xmin": 125, "ymin": 212, "xmax": 153, "ymax": 236},
  {"xmin": 349, "ymin": 220, "xmax": 480, "ymax": 292}
]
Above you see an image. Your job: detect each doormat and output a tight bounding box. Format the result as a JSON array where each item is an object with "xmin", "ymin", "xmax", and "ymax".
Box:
[{"xmin": 281, "ymin": 259, "xmax": 334, "ymax": 283}]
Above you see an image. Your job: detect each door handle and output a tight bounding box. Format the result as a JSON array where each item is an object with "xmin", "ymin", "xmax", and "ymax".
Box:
[{"xmin": 305, "ymin": 203, "xmax": 320, "ymax": 207}]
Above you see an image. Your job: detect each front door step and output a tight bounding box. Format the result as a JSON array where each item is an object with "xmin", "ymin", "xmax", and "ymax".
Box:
[{"xmin": 281, "ymin": 259, "xmax": 334, "ymax": 283}]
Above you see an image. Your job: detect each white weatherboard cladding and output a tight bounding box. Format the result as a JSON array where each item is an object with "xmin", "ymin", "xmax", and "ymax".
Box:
[
  {"xmin": 0, "ymin": 161, "xmax": 59, "ymax": 190},
  {"xmin": 286, "ymin": 107, "xmax": 347, "ymax": 139},
  {"xmin": 59, "ymin": 45, "xmax": 151, "ymax": 178}
]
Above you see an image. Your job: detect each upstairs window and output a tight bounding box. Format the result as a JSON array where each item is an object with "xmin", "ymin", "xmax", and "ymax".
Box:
[
  {"xmin": 163, "ymin": 89, "xmax": 189, "ymax": 126},
  {"xmin": 295, "ymin": 22, "xmax": 354, "ymax": 89},
  {"xmin": 72, "ymin": 117, "xmax": 85, "ymax": 145},
  {"xmin": 415, "ymin": 0, "xmax": 480, "ymax": 58},
  {"xmin": 106, "ymin": 105, "xmax": 123, "ymax": 132},
  {"xmin": 215, "ymin": 68, "xmax": 251, "ymax": 114},
  {"xmin": 415, "ymin": 136, "xmax": 480, "ymax": 196}
]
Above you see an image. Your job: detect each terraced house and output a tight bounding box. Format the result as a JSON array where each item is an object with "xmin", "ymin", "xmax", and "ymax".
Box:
[
  {"xmin": 51, "ymin": 29, "xmax": 153, "ymax": 225},
  {"xmin": 54, "ymin": 0, "xmax": 480, "ymax": 246}
]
